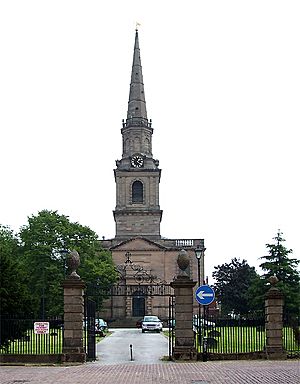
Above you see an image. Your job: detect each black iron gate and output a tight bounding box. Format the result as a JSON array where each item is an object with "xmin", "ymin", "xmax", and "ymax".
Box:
[
  {"xmin": 84, "ymin": 284, "xmax": 175, "ymax": 360},
  {"xmin": 84, "ymin": 297, "xmax": 96, "ymax": 360},
  {"xmin": 168, "ymin": 295, "xmax": 175, "ymax": 359},
  {"xmin": 86, "ymin": 252, "xmax": 175, "ymax": 361}
]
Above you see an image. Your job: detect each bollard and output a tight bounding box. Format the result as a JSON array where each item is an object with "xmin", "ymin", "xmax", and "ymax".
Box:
[{"xmin": 130, "ymin": 344, "xmax": 133, "ymax": 361}]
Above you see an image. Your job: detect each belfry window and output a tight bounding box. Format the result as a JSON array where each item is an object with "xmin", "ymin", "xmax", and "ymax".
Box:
[{"xmin": 132, "ymin": 181, "xmax": 143, "ymax": 203}]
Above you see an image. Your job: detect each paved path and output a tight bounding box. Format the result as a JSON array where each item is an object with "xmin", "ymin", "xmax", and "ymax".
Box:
[
  {"xmin": 96, "ymin": 328, "xmax": 169, "ymax": 364},
  {"xmin": 1, "ymin": 360, "xmax": 299, "ymax": 383}
]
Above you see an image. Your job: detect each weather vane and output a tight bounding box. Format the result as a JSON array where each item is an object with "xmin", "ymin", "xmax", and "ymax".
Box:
[{"xmin": 136, "ymin": 21, "xmax": 141, "ymax": 30}]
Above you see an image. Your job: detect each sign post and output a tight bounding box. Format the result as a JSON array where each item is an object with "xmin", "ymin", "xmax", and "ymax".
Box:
[{"xmin": 195, "ymin": 285, "xmax": 215, "ymax": 361}]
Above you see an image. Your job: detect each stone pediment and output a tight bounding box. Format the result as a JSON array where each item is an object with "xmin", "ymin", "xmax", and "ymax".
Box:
[{"xmin": 111, "ymin": 236, "xmax": 167, "ymax": 251}]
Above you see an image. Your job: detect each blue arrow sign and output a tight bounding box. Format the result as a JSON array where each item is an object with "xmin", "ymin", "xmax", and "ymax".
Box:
[{"xmin": 195, "ymin": 285, "xmax": 215, "ymax": 306}]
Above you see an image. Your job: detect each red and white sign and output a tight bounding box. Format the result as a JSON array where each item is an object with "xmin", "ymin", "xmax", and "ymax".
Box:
[{"xmin": 34, "ymin": 322, "xmax": 49, "ymax": 334}]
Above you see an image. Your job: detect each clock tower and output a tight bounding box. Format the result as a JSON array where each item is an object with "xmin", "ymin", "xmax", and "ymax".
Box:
[
  {"xmin": 100, "ymin": 29, "xmax": 205, "ymax": 323},
  {"xmin": 113, "ymin": 29, "xmax": 163, "ymax": 240}
]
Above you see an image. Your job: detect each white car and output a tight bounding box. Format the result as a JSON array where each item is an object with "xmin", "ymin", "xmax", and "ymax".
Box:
[{"xmin": 141, "ymin": 315, "xmax": 163, "ymax": 333}]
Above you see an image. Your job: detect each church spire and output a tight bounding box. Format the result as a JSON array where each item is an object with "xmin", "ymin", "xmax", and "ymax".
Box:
[
  {"xmin": 114, "ymin": 29, "xmax": 162, "ymax": 240},
  {"xmin": 126, "ymin": 29, "xmax": 148, "ymax": 126}
]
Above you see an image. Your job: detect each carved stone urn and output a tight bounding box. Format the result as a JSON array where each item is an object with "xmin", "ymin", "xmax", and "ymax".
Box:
[
  {"xmin": 66, "ymin": 250, "xmax": 80, "ymax": 279},
  {"xmin": 177, "ymin": 249, "xmax": 190, "ymax": 277},
  {"xmin": 269, "ymin": 274, "xmax": 279, "ymax": 286}
]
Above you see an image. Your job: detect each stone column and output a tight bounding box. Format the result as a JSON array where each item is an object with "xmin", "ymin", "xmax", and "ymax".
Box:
[
  {"xmin": 265, "ymin": 275, "xmax": 286, "ymax": 359},
  {"xmin": 61, "ymin": 250, "xmax": 86, "ymax": 363},
  {"xmin": 170, "ymin": 250, "xmax": 197, "ymax": 360}
]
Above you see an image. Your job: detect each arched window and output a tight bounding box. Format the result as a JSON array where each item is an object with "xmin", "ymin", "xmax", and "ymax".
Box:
[{"xmin": 132, "ymin": 181, "xmax": 143, "ymax": 203}]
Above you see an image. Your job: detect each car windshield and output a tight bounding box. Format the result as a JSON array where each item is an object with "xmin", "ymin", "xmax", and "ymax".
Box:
[{"xmin": 143, "ymin": 316, "xmax": 160, "ymax": 322}]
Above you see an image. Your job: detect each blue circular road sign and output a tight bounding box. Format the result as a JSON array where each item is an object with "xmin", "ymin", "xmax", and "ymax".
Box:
[{"xmin": 195, "ymin": 285, "xmax": 215, "ymax": 306}]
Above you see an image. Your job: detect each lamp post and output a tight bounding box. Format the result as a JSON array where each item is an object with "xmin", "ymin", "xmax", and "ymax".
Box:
[
  {"xmin": 195, "ymin": 245, "xmax": 206, "ymax": 352},
  {"xmin": 195, "ymin": 246, "xmax": 202, "ymax": 287}
]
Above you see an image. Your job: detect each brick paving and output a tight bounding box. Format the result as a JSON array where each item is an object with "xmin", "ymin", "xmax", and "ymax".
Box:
[{"xmin": 1, "ymin": 360, "xmax": 299, "ymax": 384}]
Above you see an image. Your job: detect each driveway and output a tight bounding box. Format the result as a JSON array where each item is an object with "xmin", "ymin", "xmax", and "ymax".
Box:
[{"xmin": 96, "ymin": 328, "xmax": 168, "ymax": 364}]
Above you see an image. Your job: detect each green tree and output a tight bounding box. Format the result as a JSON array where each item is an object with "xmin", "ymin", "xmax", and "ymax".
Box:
[
  {"xmin": 0, "ymin": 225, "xmax": 33, "ymax": 349},
  {"xmin": 19, "ymin": 210, "xmax": 117, "ymax": 317},
  {"xmin": 259, "ymin": 230, "xmax": 299, "ymax": 315},
  {"xmin": 78, "ymin": 246, "xmax": 117, "ymax": 309},
  {"xmin": 212, "ymin": 258, "xmax": 258, "ymax": 316},
  {"xmin": 0, "ymin": 225, "xmax": 31, "ymax": 315}
]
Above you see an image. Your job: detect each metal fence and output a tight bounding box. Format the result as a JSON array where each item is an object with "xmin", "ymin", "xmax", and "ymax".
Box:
[
  {"xmin": 84, "ymin": 298, "xmax": 96, "ymax": 360},
  {"xmin": 0, "ymin": 316, "xmax": 63, "ymax": 354},
  {"xmin": 283, "ymin": 314, "xmax": 300, "ymax": 358},
  {"xmin": 194, "ymin": 314, "xmax": 266, "ymax": 355}
]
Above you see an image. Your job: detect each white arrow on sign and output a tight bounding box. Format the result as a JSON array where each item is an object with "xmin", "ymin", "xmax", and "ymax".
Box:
[{"xmin": 197, "ymin": 291, "xmax": 214, "ymax": 300}]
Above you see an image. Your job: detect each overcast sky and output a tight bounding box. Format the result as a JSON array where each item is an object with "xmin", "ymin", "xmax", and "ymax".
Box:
[{"xmin": 1, "ymin": 1, "xmax": 299, "ymax": 280}]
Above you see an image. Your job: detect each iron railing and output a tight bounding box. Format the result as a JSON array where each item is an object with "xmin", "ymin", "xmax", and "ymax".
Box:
[
  {"xmin": 84, "ymin": 298, "xmax": 96, "ymax": 360},
  {"xmin": 0, "ymin": 316, "xmax": 63, "ymax": 354},
  {"xmin": 194, "ymin": 314, "xmax": 265, "ymax": 355},
  {"xmin": 283, "ymin": 314, "xmax": 300, "ymax": 358},
  {"xmin": 168, "ymin": 296, "xmax": 175, "ymax": 360}
]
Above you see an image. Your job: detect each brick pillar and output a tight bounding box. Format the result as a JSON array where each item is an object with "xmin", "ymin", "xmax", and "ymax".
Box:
[
  {"xmin": 170, "ymin": 249, "xmax": 197, "ymax": 360},
  {"xmin": 265, "ymin": 276, "xmax": 286, "ymax": 359},
  {"xmin": 61, "ymin": 250, "xmax": 86, "ymax": 363}
]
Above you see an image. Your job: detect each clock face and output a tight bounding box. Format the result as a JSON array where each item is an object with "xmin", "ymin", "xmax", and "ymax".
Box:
[{"xmin": 131, "ymin": 155, "xmax": 144, "ymax": 168}]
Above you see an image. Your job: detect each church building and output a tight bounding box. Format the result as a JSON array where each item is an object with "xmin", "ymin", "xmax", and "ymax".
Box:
[{"xmin": 101, "ymin": 30, "xmax": 205, "ymax": 324}]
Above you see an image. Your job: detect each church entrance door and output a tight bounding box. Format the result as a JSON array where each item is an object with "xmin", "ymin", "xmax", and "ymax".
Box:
[{"xmin": 132, "ymin": 290, "xmax": 145, "ymax": 317}]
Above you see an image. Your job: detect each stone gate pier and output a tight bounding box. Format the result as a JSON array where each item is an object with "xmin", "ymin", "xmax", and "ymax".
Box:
[
  {"xmin": 170, "ymin": 249, "xmax": 197, "ymax": 360},
  {"xmin": 265, "ymin": 275, "xmax": 286, "ymax": 359},
  {"xmin": 61, "ymin": 250, "xmax": 86, "ymax": 363}
]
